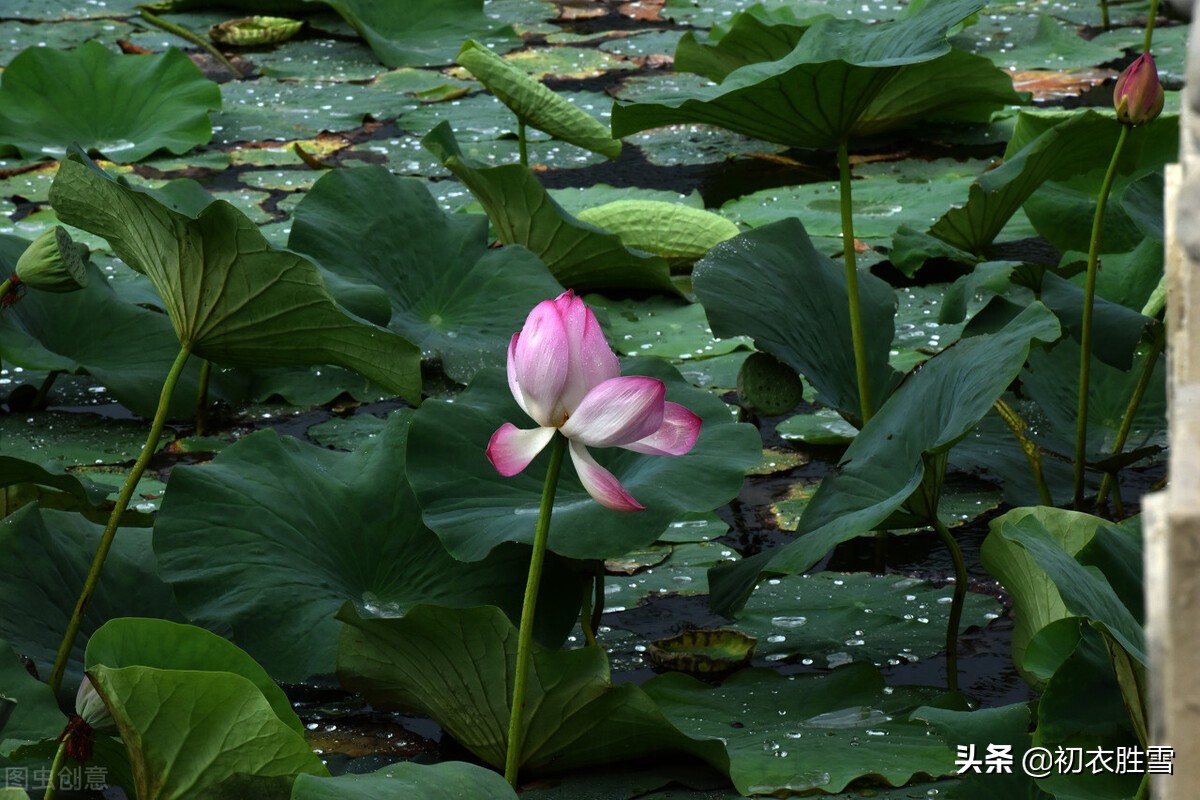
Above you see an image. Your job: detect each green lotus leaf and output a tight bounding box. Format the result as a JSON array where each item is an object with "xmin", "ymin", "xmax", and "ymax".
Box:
[
  {"xmin": 84, "ymin": 618, "xmax": 300, "ymax": 734},
  {"xmin": 154, "ymin": 411, "xmax": 582, "ymax": 682},
  {"xmin": 0, "ymin": 506, "xmax": 181, "ymax": 691},
  {"xmin": 709, "ymin": 303, "xmax": 1061, "ymax": 614},
  {"xmin": 49, "ymin": 155, "xmax": 422, "ymax": 404},
  {"xmin": 456, "ymin": 40, "xmax": 620, "ymax": 159},
  {"xmin": 407, "ymin": 359, "xmax": 760, "ymax": 562},
  {"xmin": 612, "ymin": 0, "xmax": 1021, "ymax": 149},
  {"xmin": 0, "ymin": 42, "xmax": 220, "ymax": 163},
  {"xmin": 287, "ymin": 166, "xmax": 563, "ymax": 383},
  {"xmin": 575, "ymin": 201, "xmax": 740, "ymax": 269},
  {"xmin": 693, "ymin": 218, "xmax": 901, "ymax": 423},
  {"xmin": 643, "ymin": 664, "xmax": 955, "ymax": 795},
  {"xmin": 316, "ymin": 0, "xmax": 521, "ymax": 68},
  {"xmin": 336, "ymin": 604, "xmax": 719, "ymax": 773},
  {"xmin": 423, "ymin": 122, "xmax": 677, "ymax": 293},
  {"xmin": 291, "ymin": 762, "xmax": 517, "ymax": 800},
  {"xmin": 88, "ymin": 664, "xmax": 327, "ymax": 800},
  {"xmin": 673, "ymin": 4, "xmax": 813, "ymax": 81}
]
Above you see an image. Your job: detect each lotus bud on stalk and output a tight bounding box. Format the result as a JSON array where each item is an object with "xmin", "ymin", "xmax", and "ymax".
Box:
[
  {"xmin": 2, "ymin": 226, "xmax": 88, "ymax": 307},
  {"xmin": 1113, "ymin": 52, "xmax": 1164, "ymax": 127},
  {"xmin": 56, "ymin": 676, "xmax": 118, "ymax": 765}
]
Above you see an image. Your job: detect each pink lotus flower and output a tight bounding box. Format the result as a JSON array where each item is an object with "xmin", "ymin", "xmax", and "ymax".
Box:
[
  {"xmin": 1114, "ymin": 52, "xmax": 1164, "ymax": 126},
  {"xmin": 487, "ymin": 290, "xmax": 702, "ymax": 511}
]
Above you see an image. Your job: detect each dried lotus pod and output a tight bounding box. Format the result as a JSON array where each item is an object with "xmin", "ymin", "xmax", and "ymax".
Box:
[{"xmin": 209, "ymin": 16, "xmax": 303, "ymax": 46}]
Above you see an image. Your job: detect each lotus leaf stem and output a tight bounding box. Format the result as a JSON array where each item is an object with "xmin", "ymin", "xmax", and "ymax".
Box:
[
  {"xmin": 505, "ymin": 431, "xmax": 567, "ymax": 787},
  {"xmin": 42, "ymin": 733, "xmax": 69, "ymax": 800},
  {"xmin": 931, "ymin": 515, "xmax": 967, "ymax": 694},
  {"xmin": 33, "ymin": 370, "xmax": 62, "ymax": 410},
  {"xmin": 49, "ymin": 346, "xmax": 191, "ymax": 694},
  {"xmin": 517, "ymin": 120, "xmax": 529, "ymax": 168},
  {"xmin": 1096, "ymin": 335, "xmax": 1163, "ymax": 512},
  {"xmin": 993, "ymin": 398, "xmax": 1053, "ymax": 506},
  {"xmin": 1073, "ymin": 124, "xmax": 1129, "ymax": 510},
  {"xmin": 1100, "ymin": 0, "xmax": 1110, "ymax": 29},
  {"xmin": 0, "ymin": 276, "xmax": 13, "ymax": 304},
  {"xmin": 195, "ymin": 359, "xmax": 211, "ymax": 436},
  {"xmin": 137, "ymin": 6, "xmax": 242, "ymax": 78},
  {"xmin": 837, "ymin": 140, "xmax": 873, "ymax": 425}
]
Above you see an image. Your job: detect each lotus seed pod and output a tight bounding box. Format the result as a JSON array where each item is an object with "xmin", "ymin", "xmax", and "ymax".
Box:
[
  {"xmin": 737, "ymin": 351, "xmax": 804, "ymax": 415},
  {"xmin": 1114, "ymin": 52, "xmax": 1164, "ymax": 127},
  {"xmin": 14, "ymin": 226, "xmax": 88, "ymax": 293}
]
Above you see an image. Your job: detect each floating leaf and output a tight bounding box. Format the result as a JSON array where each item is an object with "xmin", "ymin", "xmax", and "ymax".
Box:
[
  {"xmin": 288, "ymin": 166, "xmax": 562, "ymax": 383},
  {"xmin": 693, "ymin": 219, "xmax": 900, "ymax": 423},
  {"xmin": 423, "ymin": 122, "xmax": 676, "ymax": 293},
  {"xmin": 710, "ymin": 303, "xmax": 1060, "ymax": 614},
  {"xmin": 644, "ymin": 664, "xmax": 955, "ymax": 795},
  {"xmin": 209, "ymin": 16, "xmax": 303, "ymax": 46},
  {"xmin": 49, "ymin": 155, "xmax": 422, "ymax": 404},
  {"xmin": 291, "ymin": 762, "xmax": 517, "ymax": 800},
  {"xmin": 0, "ymin": 42, "xmax": 220, "ymax": 162},
  {"xmin": 408, "ymin": 359, "xmax": 760, "ymax": 562},
  {"xmin": 154, "ymin": 412, "xmax": 581, "ymax": 682},
  {"xmin": 456, "ymin": 40, "xmax": 620, "ymax": 159}
]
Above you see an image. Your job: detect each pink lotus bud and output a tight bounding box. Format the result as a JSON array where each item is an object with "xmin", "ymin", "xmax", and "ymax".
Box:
[{"xmin": 1114, "ymin": 52, "xmax": 1164, "ymax": 126}]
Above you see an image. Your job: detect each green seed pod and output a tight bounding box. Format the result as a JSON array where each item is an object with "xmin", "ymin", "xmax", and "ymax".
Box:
[
  {"xmin": 209, "ymin": 16, "xmax": 304, "ymax": 46},
  {"xmin": 14, "ymin": 226, "xmax": 88, "ymax": 293},
  {"xmin": 737, "ymin": 351, "xmax": 804, "ymax": 415}
]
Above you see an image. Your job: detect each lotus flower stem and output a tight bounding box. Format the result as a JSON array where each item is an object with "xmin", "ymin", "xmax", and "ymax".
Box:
[
  {"xmin": 33, "ymin": 370, "xmax": 62, "ymax": 410},
  {"xmin": 1073, "ymin": 125, "xmax": 1129, "ymax": 510},
  {"xmin": 517, "ymin": 121, "xmax": 529, "ymax": 167},
  {"xmin": 505, "ymin": 430, "xmax": 568, "ymax": 787},
  {"xmin": 1099, "ymin": 0, "xmax": 1110, "ymax": 29},
  {"xmin": 0, "ymin": 276, "xmax": 13, "ymax": 304},
  {"xmin": 837, "ymin": 141, "xmax": 873, "ymax": 425},
  {"xmin": 993, "ymin": 398, "xmax": 1053, "ymax": 506},
  {"xmin": 931, "ymin": 515, "xmax": 967, "ymax": 694},
  {"xmin": 1143, "ymin": 0, "xmax": 1160, "ymax": 51},
  {"xmin": 48, "ymin": 346, "xmax": 191, "ymax": 694},
  {"xmin": 137, "ymin": 6, "xmax": 242, "ymax": 78},
  {"xmin": 42, "ymin": 733, "xmax": 69, "ymax": 800},
  {"xmin": 195, "ymin": 359, "xmax": 211, "ymax": 436},
  {"xmin": 1096, "ymin": 335, "xmax": 1163, "ymax": 512}
]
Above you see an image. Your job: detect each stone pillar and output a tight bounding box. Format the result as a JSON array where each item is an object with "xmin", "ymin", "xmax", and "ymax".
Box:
[{"xmin": 1143, "ymin": 20, "xmax": 1200, "ymax": 797}]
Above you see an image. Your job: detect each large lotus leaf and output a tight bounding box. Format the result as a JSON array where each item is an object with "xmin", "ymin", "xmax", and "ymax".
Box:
[
  {"xmin": 673, "ymin": 5, "xmax": 813, "ymax": 81},
  {"xmin": 49, "ymin": 155, "xmax": 422, "ymax": 404},
  {"xmin": 692, "ymin": 218, "xmax": 900, "ymax": 423},
  {"xmin": 1006, "ymin": 110, "xmax": 1178, "ymax": 255},
  {"xmin": 422, "ymin": 123, "xmax": 676, "ymax": 293},
  {"xmin": 314, "ymin": 0, "xmax": 521, "ymax": 68},
  {"xmin": 88, "ymin": 664, "xmax": 327, "ymax": 800},
  {"xmin": 643, "ymin": 664, "xmax": 954, "ymax": 796},
  {"xmin": 0, "ymin": 505, "xmax": 181, "ymax": 691},
  {"xmin": 0, "ymin": 42, "xmax": 219, "ymax": 163},
  {"xmin": 456, "ymin": 40, "xmax": 620, "ymax": 159},
  {"xmin": 611, "ymin": 0, "xmax": 1019, "ymax": 149},
  {"xmin": 154, "ymin": 411, "xmax": 581, "ymax": 682},
  {"xmin": 709, "ymin": 303, "xmax": 1061, "ymax": 614},
  {"xmin": 407, "ymin": 359, "xmax": 760, "ymax": 562},
  {"xmin": 287, "ymin": 166, "xmax": 563, "ymax": 383},
  {"xmin": 292, "ymin": 762, "xmax": 517, "ymax": 800},
  {"xmin": 0, "ymin": 456, "xmax": 107, "ymax": 508},
  {"xmin": 1039, "ymin": 272, "xmax": 1158, "ymax": 371},
  {"xmin": 915, "ymin": 703, "xmax": 1045, "ymax": 800},
  {"xmin": 84, "ymin": 618, "xmax": 300, "ymax": 734},
  {"xmin": 998, "ymin": 515, "xmax": 1145, "ymax": 665},
  {"xmin": 733, "ymin": 573, "xmax": 1000, "ymax": 666},
  {"xmin": 979, "ymin": 506, "xmax": 1110, "ymax": 689},
  {"xmin": 336, "ymin": 605, "xmax": 720, "ymax": 773},
  {"xmin": 1035, "ymin": 623, "xmax": 1131, "ymax": 743},
  {"xmin": 0, "ymin": 639, "xmax": 63, "ymax": 756}
]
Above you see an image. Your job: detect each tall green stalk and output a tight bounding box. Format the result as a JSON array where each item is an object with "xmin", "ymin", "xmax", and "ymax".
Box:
[
  {"xmin": 0, "ymin": 276, "xmax": 13, "ymax": 302},
  {"xmin": 837, "ymin": 140, "xmax": 873, "ymax": 425},
  {"xmin": 517, "ymin": 121, "xmax": 529, "ymax": 168},
  {"xmin": 48, "ymin": 346, "xmax": 191, "ymax": 694},
  {"xmin": 1073, "ymin": 125, "xmax": 1129, "ymax": 510},
  {"xmin": 994, "ymin": 398, "xmax": 1053, "ymax": 506},
  {"xmin": 195, "ymin": 358, "xmax": 212, "ymax": 436},
  {"xmin": 932, "ymin": 515, "xmax": 968, "ymax": 694},
  {"xmin": 504, "ymin": 431, "xmax": 568, "ymax": 787},
  {"xmin": 1097, "ymin": 335, "xmax": 1164, "ymax": 511},
  {"xmin": 1143, "ymin": 0, "xmax": 1160, "ymax": 50},
  {"xmin": 42, "ymin": 733, "xmax": 70, "ymax": 800}
]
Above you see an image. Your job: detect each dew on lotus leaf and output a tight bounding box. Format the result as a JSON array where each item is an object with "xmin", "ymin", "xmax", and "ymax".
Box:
[
  {"xmin": 766, "ymin": 634, "xmax": 786, "ymax": 644},
  {"xmin": 937, "ymin": 596, "xmax": 953, "ymax": 604},
  {"xmin": 801, "ymin": 658, "xmax": 813, "ymax": 665}
]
